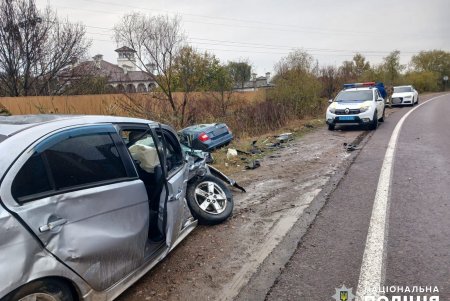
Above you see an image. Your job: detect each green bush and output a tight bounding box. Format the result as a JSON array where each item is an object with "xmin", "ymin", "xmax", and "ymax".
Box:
[{"xmin": 403, "ymin": 71, "xmax": 440, "ymax": 92}]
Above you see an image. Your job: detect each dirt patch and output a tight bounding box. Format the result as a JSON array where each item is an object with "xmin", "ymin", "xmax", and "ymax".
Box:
[{"xmin": 117, "ymin": 108, "xmax": 405, "ymax": 301}]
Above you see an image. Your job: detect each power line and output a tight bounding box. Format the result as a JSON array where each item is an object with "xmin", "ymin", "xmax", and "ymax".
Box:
[{"xmin": 49, "ymin": 1, "xmax": 440, "ymax": 38}]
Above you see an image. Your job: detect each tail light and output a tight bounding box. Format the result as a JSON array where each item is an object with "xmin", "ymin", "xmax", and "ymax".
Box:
[{"xmin": 198, "ymin": 132, "xmax": 210, "ymax": 142}]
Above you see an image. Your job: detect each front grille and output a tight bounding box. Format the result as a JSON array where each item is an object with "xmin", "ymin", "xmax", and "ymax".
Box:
[
  {"xmin": 392, "ymin": 97, "xmax": 403, "ymax": 104},
  {"xmin": 335, "ymin": 109, "xmax": 360, "ymax": 115}
]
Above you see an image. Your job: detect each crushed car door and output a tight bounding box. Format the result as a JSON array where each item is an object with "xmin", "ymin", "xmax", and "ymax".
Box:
[
  {"xmin": 154, "ymin": 127, "xmax": 189, "ymax": 248},
  {"xmin": 0, "ymin": 125, "xmax": 149, "ymax": 291}
]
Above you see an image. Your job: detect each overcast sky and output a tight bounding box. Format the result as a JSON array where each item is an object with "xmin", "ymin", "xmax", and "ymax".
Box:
[{"xmin": 36, "ymin": 0, "xmax": 450, "ymax": 75}]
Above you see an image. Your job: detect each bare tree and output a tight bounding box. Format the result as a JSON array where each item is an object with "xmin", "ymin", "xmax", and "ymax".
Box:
[
  {"xmin": 0, "ymin": 0, "xmax": 90, "ymax": 96},
  {"xmin": 114, "ymin": 13, "xmax": 185, "ymax": 118},
  {"xmin": 319, "ymin": 65, "xmax": 340, "ymax": 99}
]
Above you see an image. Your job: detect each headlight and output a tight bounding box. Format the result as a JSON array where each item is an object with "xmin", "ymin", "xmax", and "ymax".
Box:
[
  {"xmin": 404, "ymin": 95, "xmax": 412, "ymax": 99},
  {"xmin": 329, "ymin": 107, "xmax": 336, "ymax": 113},
  {"xmin": 360, "ymin": 106, "xmax": 370, "ymax": 112}
]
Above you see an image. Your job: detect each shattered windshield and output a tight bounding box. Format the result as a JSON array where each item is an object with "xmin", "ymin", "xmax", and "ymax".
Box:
[
  {"xmin": 394, "ymin": 86, "xmax": 412, "ymax": 93},
  {"xmin": 335, "ymin": 90, "xmax": 373, "ymax": 102}
]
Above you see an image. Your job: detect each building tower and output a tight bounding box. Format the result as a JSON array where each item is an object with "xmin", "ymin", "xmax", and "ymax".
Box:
[{"xmin": 115, "ymin": 46, "xmax": 137, "ymax": 72}]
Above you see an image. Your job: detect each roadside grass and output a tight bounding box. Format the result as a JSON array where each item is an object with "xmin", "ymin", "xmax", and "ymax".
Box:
[{"xmin": 210, "ymin": 117, "xmax": 324, "ymax": 175}]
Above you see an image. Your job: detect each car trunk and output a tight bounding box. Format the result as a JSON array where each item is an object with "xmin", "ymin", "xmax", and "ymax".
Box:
[
  {"xmin": 205, "ymin": 124, "xmax": 228, "ymax": 141},
  {"xmin": 179, "ymin": 124, "xmax": 228, "ymax": 146}
]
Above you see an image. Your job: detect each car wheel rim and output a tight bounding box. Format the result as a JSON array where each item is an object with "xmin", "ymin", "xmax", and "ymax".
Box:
[
  {"xmin": 194, "ymin": 181, "xmax": 227, "ymax": 215},
  {"xmin": 19, "ymin": 293, "xmax": 58, "ymax": 301}
]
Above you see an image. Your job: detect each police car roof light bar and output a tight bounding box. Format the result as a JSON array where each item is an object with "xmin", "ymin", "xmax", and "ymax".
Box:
[{"xmin": 343, "ymin": 82, "xmax": 376, "ymax": 89}]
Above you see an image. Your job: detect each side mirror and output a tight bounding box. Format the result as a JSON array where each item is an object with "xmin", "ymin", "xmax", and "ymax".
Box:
[
  {"xmin": 328, "ymin": 99, "xmax": 333, "ymax": 103},
  {"xmin": 377, "ymin": 97, "xmax": 384, "ymax": 102}
]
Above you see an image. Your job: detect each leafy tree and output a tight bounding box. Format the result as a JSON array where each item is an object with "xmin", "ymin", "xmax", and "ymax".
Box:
[
  {"xmin": 227, "ymin": 60, "xmax": 251, "ymax": 89},
  {"xmin": 381, "ymin": 50, "xmax": 404, "ymax": 84},
  {"xmin": 410, "ymin": 50, "xmax": 450, "ymax": 76},
  {"xmin": 172, "ymin": 46, "xmax": 212, "ymax": 125},
  {"xmin": 339, "ymin": 60, "xmax": 356, "ymax": 83},
  {"xmin": 203, "ymin": 60, "xmax": 234, "ymax": 116},
  {"xmin": 338, "ymin": 53, "xmax": 370, "ymax": 83},
  {"xmin": 0, "ymin": 0, "xmax": 90, "ymax": 96},
  {"xmin": 270, "ymin": 50, "xmax": 323, "ymax": 117},
  {"xmin": 353, "ymin": 53, "xmax": 371, "ymax": 79}
]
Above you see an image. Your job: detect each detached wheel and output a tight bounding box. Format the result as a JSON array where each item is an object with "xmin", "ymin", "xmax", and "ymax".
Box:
[
  {"xmin": 187, "ymin": 175, "xmax": 233, "ymax": 225},
  {"xmin": 5, "ymin": 279, "xmax": 73, "ymax": 301}
]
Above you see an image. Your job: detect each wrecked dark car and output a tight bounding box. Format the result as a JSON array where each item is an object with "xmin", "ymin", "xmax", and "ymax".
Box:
[
  {"xmin": 0, "ymin": 115, "xmax": 241, "ymax": 301},
  {"xmin": 179, "ymin": 123, "xmax": 233, "ymax": 151}
]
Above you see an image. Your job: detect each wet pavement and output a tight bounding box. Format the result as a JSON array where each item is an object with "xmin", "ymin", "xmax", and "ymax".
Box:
[
  {"xmin": 117, "ymin": 93, "xmax": 449, "ymax": 301},
  {"xmin": 266, "ymin": 93, "xmax": 450, "ymax": 301}
]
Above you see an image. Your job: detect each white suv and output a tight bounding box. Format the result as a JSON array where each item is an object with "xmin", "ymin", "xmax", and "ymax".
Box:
[{"xmin": 326, "ymin": 83, "xmax": 386, "ymax": 131}]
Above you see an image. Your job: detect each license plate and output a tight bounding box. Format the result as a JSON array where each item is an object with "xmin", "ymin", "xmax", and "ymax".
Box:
[{"xmin": 339, "ymin": 116, "xmax": 355, "ymax": 121}]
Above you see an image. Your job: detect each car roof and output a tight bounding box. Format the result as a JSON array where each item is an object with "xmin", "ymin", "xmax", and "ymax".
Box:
[
  {"xmin": 393, "ymin": 85, "xmax": 412, "ymax": 88},
  {"xmin": 0, "ymin": 114, "xmax": 158, "ymax": 137}
]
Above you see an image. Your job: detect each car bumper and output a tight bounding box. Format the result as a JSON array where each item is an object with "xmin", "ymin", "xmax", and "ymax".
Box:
[
  {"xmin": 391, "ymin": 97, "xmax": 413, "ymax": 105},
  {"xmin": 326, "ymin": 111, "xmax": 374, "ymax": 126},
  {"xmin": 193, "ymin": 134, "xmax": 234, "ymax": 151}
]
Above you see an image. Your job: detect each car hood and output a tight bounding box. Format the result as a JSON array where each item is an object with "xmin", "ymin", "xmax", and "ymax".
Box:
[
  {"xmin": 330, "ymin": 101, "xmax": 373, "ymax": 110},
  {"xmin": 392, "ymin": 92, "xmax": 414, "ymax": 98}
]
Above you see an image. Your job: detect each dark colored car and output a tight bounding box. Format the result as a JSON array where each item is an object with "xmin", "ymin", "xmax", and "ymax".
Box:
[{"xmin": 179, "ymin": 123, "xmax": 233, "ymax": 151}]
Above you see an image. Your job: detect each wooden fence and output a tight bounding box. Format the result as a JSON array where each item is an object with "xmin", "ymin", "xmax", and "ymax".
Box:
[{"xmin": 0, "ymin": 90, "xmax": 266, "ymax": 116}]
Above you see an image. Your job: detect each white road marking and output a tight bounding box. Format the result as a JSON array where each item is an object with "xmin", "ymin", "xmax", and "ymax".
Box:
[{"xmin": 356, "ymin": 94, "xmax": 450, "ymax": 299}]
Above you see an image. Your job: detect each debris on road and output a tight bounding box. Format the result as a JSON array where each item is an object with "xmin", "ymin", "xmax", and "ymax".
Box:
[
  {"xmin": 245, "ymin": 159, "xmax": 261, "ymax": 170},
  {"xmin": 227, "ymin": 148, "xmax": 238, "ymax": 159},
  {"xmin": 343, "ymin": 142, "xmax": 360, "ymax": 152},
  {"xmin": 276, "ymin": 132, "xmax": 293, "ymax": 143}
]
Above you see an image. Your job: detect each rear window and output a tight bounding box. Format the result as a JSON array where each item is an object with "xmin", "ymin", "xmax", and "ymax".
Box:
[{"xmin": 394, "ymin": 87, "xmax": 412, "ymax": 93}]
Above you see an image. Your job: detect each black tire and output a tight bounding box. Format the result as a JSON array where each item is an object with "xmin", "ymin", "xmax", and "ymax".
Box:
[
  {"xmin": 416, "ymin": 96, "xmax": 419, "ymax": 104},
  {"xmin": 369, "ymin": 111, "xmax": 378, "ymax": 130},
  {"xmin": 186, "ymin": 175, "xmax": 233, "ymax": 225},
  {"xmin": 3, "ymin": 279, "xmax": 74, "ymax": 301},
  {"xmin": 328, "ymin": 124, "xmax": 335, "ymax": 131},
  {"xmin": 379, "ymin": 108, "xmax": 385, "ymax": 122}
]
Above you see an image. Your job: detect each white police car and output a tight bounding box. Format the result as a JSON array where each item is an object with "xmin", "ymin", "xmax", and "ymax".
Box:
[{"xmin": 326, "ymin": 82, "xmax": 386, "ymax": 131}]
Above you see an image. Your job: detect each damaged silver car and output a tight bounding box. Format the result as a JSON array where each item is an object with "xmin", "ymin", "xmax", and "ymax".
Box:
[{"xmin": 0, "ymin": 115, "xmax": 238, "ymax": 301}]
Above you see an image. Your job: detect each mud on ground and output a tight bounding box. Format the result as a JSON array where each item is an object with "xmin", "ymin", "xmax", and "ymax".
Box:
[{"xmin": 117, "ymin": 107, "xmax": 404, "ymax": 301}]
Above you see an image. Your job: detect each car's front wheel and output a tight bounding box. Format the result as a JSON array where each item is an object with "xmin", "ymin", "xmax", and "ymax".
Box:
[
  {"xmin": 328, "ymin": 124, "xmax": 335, "ymax": 131},
  {"xmin": 379, "ymin": 108, "xmax": 385, "ymax": 122},
  {"xmin": 4, "ymin": 279, "xmax": 74, "ymax": 301},
  {"xmin": 186, "ymin": 175, "xmax": 233, "ymax": 225},
  {"xmin": 369, "ymin": 111, "xmax": 378, "ymax": 130}
]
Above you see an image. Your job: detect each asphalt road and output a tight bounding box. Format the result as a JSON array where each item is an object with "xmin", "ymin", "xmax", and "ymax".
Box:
[{"xmin": 265, "ymin": 93, "xmax": 450, "ymax": 301}]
